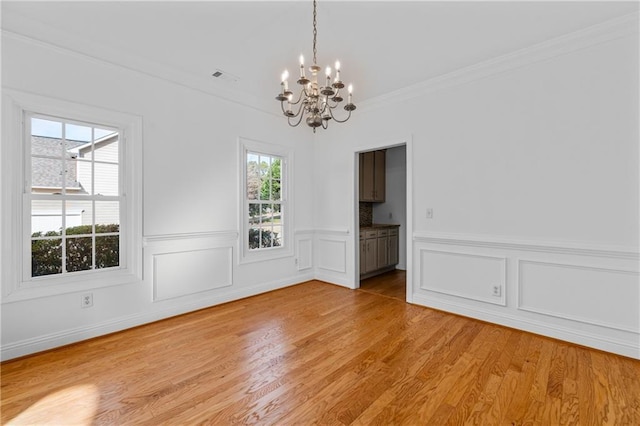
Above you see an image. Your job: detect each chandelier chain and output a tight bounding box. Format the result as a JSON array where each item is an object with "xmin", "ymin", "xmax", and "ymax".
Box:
[
  {"xmin": 276, "ymin": 0, "xmax": 355, "ymax": 132},
  {"xmin": 312, "ymin": 0, "xmax": 317, "ymax": 65}
]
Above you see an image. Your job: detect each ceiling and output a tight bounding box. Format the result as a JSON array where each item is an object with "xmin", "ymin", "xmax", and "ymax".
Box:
[{"xmin": 2, "ymin": 1, "xmax": 638, "ymax": 112}]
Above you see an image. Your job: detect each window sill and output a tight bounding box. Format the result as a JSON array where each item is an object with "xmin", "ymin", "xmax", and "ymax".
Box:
[{"xmin": 238, "ymin": 246, "xmax": 293, "ymax": 265}]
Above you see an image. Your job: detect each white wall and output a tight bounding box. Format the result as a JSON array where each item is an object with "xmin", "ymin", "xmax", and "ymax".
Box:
[
  {"xmin": 2, "ymin": 11, "xmax": 638, "ymax": 361},
  {"xmin": 313, "ymin": 18, "xmax": 640, "ymax": 357},
  {"xmin": 372, "ymin": 145, "xmax": 407, "ymax": 269},
  {"xmin": 1, "ymin": 33, "xmax": 315, "ymax": 359}
]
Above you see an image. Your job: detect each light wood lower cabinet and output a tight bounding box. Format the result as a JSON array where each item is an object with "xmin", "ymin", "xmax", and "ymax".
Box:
[{"xmin": 360, "ymin": 226, "xmax": 399, "ymax": 278}]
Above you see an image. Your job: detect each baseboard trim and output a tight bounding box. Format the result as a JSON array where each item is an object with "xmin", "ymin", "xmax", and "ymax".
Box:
[
  {"xmin": 315, "ymin": 271, "xmax": 352, "ymax": 289},
  {"xmin": 411, "ymin": 293, "xmax": 640, "ymax": 360},
  {"xmin": 1, "ymin": 273, "xmax": 313, "ymax": 361}
]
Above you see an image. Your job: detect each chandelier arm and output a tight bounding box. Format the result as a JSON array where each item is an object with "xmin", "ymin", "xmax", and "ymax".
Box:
[
  {"xmin": 328, "ymin": 108, "xmax": 352, "ymax": 123},
  {"xmin": 288, "ymin": 110, "xmax": 306, "ymax": 127},
  {"xmin": 292, "ymin": 100, "xmax": 307, "ymax": 117},
  {"xmin": 325, "ymin": 97, "xmax": 340, "ymax": 109},
  {"xmin": 280, "ymin": 96, "xmax": 306, "ymax": 118},
  {"xmin": 289, "ymin": 89, "xmax": 306, "ymax": 106}
]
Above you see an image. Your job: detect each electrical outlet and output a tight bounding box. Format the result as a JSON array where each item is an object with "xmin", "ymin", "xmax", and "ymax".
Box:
[
  {"xmin": 492, "ymin": 285, "xmax": 501, "ymax": 297},
  {"xmin": 426, "ymin": 208, "xmax": 433, "ymax": 219},
  {"xmin": 81, "ymin": 293, "xmax": 93, "ymax": 308}
]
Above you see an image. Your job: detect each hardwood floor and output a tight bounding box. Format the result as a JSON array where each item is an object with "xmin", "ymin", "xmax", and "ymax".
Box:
[
  {"xmin": 2, "ymin": 280, "xmax": 639, "ymax": 425},
  {"xmin": 359, "ymin": 269, "xmax": 406, "ymax": 301}
]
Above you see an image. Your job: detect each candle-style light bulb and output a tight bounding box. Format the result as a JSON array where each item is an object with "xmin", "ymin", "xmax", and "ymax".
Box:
[
  {"xmin": 325, "ymin": 67, "xmax": 331, "ymax": 87},
  {"xmin": 282, "ymin": 70, "xmax": 289, "ymax": 92},
  {"xmin": 348, "ymin": 84, "xmax": 353, "ymax": 103},
  {"xmin": 299, "ymin": 55, "xmax": 305, "ymax": 78},
  {"xmin": 335, "ymin": 61, "xmax": 341, "ymax": 82}
]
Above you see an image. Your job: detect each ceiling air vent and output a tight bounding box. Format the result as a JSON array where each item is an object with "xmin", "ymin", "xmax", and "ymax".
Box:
[{"xmin": 211, "ymin": 69, "xmax": 239, "ymax": 83}]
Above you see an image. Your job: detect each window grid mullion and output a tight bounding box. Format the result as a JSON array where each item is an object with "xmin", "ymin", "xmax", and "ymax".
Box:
[
  {"xmin": 27, "ymin": 113, "xmax": 123, "ymax": 278},
  {"xmin": 91, "ymin": 125, "xmax": 96, "ymax": 271}
]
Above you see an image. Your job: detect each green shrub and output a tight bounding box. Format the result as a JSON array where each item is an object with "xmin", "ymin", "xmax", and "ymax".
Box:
[
  {"xmin": 248, "ymin": 228, "xmax": 280, "ymax": 250},
  {"xmin": 31, "ymin": 224, "xmax": 119, "ymax": 276}
]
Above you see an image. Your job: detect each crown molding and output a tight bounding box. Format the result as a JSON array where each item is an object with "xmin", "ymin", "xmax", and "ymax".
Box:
[
  {"xmin": 1, "ymin": 10, "xmax": 279, "ymax": 118},
  {"xmin": 359, "ymin": 11, "xmax": 640, "ymax": 112},
  {"xmin": 3, "ymin": 9, "xmax": 638, "ymax": 116}
]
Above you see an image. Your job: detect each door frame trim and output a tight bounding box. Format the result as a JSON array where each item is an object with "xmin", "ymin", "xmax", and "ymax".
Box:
[{"xmin": 352, "ymin": 135, "xmax": 413, "ymax": 303}]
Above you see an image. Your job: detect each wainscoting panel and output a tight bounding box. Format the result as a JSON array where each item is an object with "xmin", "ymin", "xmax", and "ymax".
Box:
[
  {"xmin": 413, "ymin": 232, "xmax": 640, "ymax": 358},
  {"xmin": 314, "ymin": 229, "xmax": 351, "ymax": 287},
  {"xmin": 419, "ymin": 248, "xmax": 506, "ymax": 306},
  {"xmin": 295, "ymin": 231, "xmax": 313, "ymax": 271},
  {"xmin": 518, "ymin": 260, "xmax": 639, "ymax": 332},
  {"xmin": 153, "ymin": 247, "xmax": 233, "ymax": 301},
  {"xmin": 318, "ymin": 239, "xmax": 347, "ymax": 273},
  {"xmin": 144, "ymin": 231, "xmax": 236, "ymax": 302}
]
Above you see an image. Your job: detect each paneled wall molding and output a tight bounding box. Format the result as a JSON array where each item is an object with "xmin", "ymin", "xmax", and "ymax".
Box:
[
  {"xmin": 152, "ymin": 247, "xmax": 234, "ymax": 301},
  {"xmin": 144, "ymin": 231, "xmax": 236, "ymax": 302},
  {"xmin": 419, "ymin": 248, "xmax": 507, "ymax": 306},
  {"xmin": 413, "ymin": 231, "xmax": 640, "ymax": 358},
  {"xmin": 360, "ymin": 11, "xmax": 639, "ymax": 112},
  {"xmin": 413, "ymin": 231, "xmax": 639, "ymax": 260},
  {"xmin": 316, "ymin": 239, "xmax": 347, "ymax": 273},
  {"xmin": 312, "ymin": 229, "xmax": 351, "ymax": 288},
  {"xmin": 295, "ymin": 230, "xmax": 313, "ymax": 271},
  {"xmin": 517, "ymin": 259, "xmax": 640, "ymax": 333}
]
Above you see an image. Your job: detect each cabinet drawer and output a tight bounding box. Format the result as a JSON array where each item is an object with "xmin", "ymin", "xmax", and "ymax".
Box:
[
  {"xmin": 365, "ymin": 230, "xmax": 378, "ymax": 239},
  {"xmin": 359, "ymin": 231, "xmax": 365, "ymax": 239},
  {"xmin": 389, "ymin": 228, "xmax": 398, "ymax": 236},
  {"xmin": 377, "ymin": 229, "xmax": 388, "ymax": 237}
]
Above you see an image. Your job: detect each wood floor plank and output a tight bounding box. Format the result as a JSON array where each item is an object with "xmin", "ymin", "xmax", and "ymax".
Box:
[{"xmin": 2, "ymin": 280, "xmax": 639, "ymax": 425}]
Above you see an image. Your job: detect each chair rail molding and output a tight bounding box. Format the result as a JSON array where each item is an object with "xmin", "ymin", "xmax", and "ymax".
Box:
[{"xmin": 413, "ymin": 231, "xmax": 639, "ymax": 260}]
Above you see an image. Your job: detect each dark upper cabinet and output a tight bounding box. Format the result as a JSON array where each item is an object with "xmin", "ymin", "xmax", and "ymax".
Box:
[{"xmin": 359, "ymin": 150, "xmax": 385, "ymax": 202}]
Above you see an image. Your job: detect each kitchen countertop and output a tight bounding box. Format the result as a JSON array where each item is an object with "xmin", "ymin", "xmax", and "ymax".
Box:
[{"xmin": 360, "ymin": 224, "xmax": 400, "ymax": 230}]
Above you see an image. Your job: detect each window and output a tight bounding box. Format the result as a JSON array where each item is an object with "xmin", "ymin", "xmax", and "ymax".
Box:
[
  {"xmin": 1, "ymin": 90, "xmax": 142, "ymax": 300},
  {"xmin": 240, "ymin": 138, "xmax": 291, "ymax": 263},
  {"xmin": 27, "ymin": 114, "xmax": 122, "ymax": 277},
  {"xmin": 247, "ymin": 152, "xmax": 283, "ymax": 250}
]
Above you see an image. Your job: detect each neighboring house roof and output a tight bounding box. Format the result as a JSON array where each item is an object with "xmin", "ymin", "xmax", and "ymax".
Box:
[
  {"xmin": 31, "ymin": 136, "xmax": 85, "ymax": 190},
  {"xmin": 31, "ymin": 134, "xmax": 119, "ymax": 191},
  {"xmin": 71, "ymin": 132, "xmax": 118, "ymax": 156}
]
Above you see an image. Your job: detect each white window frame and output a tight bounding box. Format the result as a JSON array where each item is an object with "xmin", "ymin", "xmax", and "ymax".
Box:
[
  {"xmin": 1, "ymin": 90, "xmax": 143, "ymax": 302},
  {"xmin": 238, "ymin": 137, "xmax": 293, "ymax": 264}
]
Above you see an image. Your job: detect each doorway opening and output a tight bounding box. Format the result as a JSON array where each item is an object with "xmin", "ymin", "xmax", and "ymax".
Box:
[{"xmin": 355, "ymin": 144, "xmax": 408, "ymax": 302}]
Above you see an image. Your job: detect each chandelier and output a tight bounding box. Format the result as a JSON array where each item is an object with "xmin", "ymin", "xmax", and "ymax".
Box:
[{"xmin": 276, "ymin": 0, "xmax": 356, "ymax": 132}]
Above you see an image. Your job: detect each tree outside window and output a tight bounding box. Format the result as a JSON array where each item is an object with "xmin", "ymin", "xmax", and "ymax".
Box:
[{"xmin": 246, "ymin": 152, "xmax": 283, "ymax": 250}]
